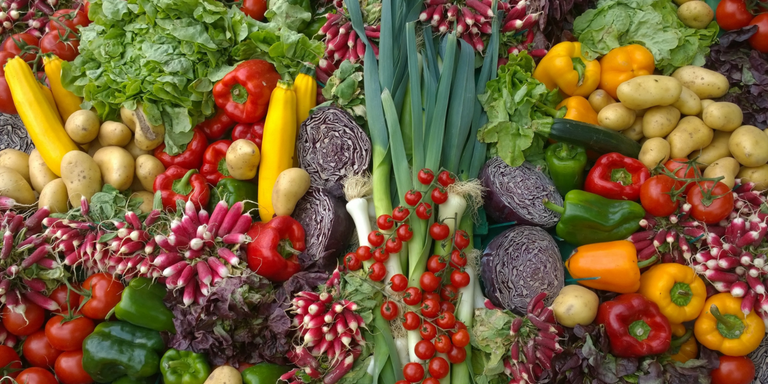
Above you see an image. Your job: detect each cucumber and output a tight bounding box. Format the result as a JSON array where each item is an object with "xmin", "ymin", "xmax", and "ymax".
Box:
[{"xmin": 549, "ymin": 118, "xmax": 641, "ymax": 158}]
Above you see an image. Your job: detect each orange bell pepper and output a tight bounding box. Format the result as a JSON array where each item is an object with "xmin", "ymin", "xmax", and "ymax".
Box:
[
  {"xmin": 564, "ymin": 240, "xmax": 655, "ymax": 293},
  {"xmin": 557, "ymin": 96, "xmax": 599, "ymax": 125},
  {"xmin": 599, "ymin": 45, "xmax": 655, "ymax": 99},
  {"xmin": 669, "ymin": 323, "xmax": 698, "ymax": 363}
]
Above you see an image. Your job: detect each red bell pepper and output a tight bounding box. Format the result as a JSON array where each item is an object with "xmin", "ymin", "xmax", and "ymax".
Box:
[
  {"xmin": 212, "ymin": 60, "xmax": 281, "ymax": 123},
  {"xmin": 153, "ymin": 128, "xmax": 208, "ymax": 170},
  {"xmin": 596, "ymin": 293, "xmax": 672, "ymax": 358},
  {"xmin": 245, "ymin": 216, "xmax": 305, "ymax": 282},
  {"xmin": 231, "ymin": 119, "xmax": 265, "ymax": 150},
  {"xmin": 200, "ymin": 140, "xmax": 233, "ymax": 185},
  {"xmin": 198, "ymin": 108, "xmax": 236, "ymax": 141},
  {"xmin": 153, "ymin": 166, "xmax": 210, "ymax": 211},
  {"xmin": 584, "ymin": 152, "xmax": 650, "ymax": 201}
]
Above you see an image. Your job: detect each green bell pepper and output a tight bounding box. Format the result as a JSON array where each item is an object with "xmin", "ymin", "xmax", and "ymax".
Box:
[
  {"xmin": 160, "ymin": 349, "xmax": 211, "ymax": 384},
  {"xmin": 543, "ymin": 189, "xmax": 645, "ymax": 246},
  {"xmin": 82, "ymin": 321, "xmax": 166, "ymax": 383},
  {"xmin": 113, "ymin": 376, "xmax": 157, "ymax": 384},
  {"xmin": 241, "ymin": 363, "xmax": 292, "ymax": 384},
  {"xmin": 545, "ymin": 142, "xmax": 587, "ymax": 196},
  {"xmin": 115, "ymin": 277, "xmax": 175, "ymax": 333},
  {"xmin": 209, "ymin": 179, "xmax": 258, "ymax": 217}
]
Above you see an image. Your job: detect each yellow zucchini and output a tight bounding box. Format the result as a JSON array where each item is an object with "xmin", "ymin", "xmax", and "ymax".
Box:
[
  {"xmin": 43, "ymin": 55, "xmax": 83, "ymax": 123},
  {"xmin": 294, "ymin": 64, "xmax": 317, "ymax": 126}
]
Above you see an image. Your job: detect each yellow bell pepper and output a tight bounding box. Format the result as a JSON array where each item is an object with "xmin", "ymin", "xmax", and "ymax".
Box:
[
  {"xmin": 638, "ymin": 263, "xmax": 707, "ymax": 324},
  {"xmin": 532, "ymin": 42, "xmax": 601, "ymax": 97},
  {"xmin": 43, "ymin": 55, "xmax": 83, "ymax": 123},
  {"xmin": 694, "ymin": 293, "xmax": 765, "ymax": 356},
  {"xmin": 669, "ymin": 323, "xmax": 698, "ymax": 363},
  {"xmin": 599, "ymin": 45, "xmax": 655, "ymax": 99},
  {"xmin": 557, "ymin": 96, "xmax": 599, "ymax": 125}
]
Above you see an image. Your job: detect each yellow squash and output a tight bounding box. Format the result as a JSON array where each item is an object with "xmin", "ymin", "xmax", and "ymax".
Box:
[
  {"xmin": 5, "ymin": 57, "xmax": 78, "ymax": 176},
  {"xmin": 294, "ymin": 64, "xmax": 317, "ymax": 127},
  {"xmin": 43, "ymin": 55, "xmax": 83, "ymax": 123},
  {"xmin": 258, "ymin": 80, "xmax": 297, "ymax": 222}
]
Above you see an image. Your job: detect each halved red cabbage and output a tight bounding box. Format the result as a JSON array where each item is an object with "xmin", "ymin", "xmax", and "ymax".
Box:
[{"xmin": 292, "ymin": 186, "xmax": 354, "ymax": 273}]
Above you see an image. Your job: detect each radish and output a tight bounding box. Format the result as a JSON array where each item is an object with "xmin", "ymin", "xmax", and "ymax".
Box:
[
  {"xmin": 218, "ymin": 202, "xmax": 243, "ymax": 236},
  {"xmin": 207, "ymin": 201, "xmax": 229, "ymax": 237},
  {"xmin": 37, "ymin": 258, "xmax": 56, "ymax": 269},
  {"xmin": 502, "ymin": 18, "xmax": 523, "ymax": 32},
  {"xmin": 446, "ymin": 4, "xmax": 459, "ymax": 20},
  {"xmin": 467, "ymin": 0, "xmax": 493, "ymax": 17},
  {"xmin": 420, "ymin": 5, "xmax": 436, "ymax": 22},
  {"xmin": 730, "ymin": 281, "xmax": 748, "ymax": 297},
  {"xmin": 742, "ymin": 289, "xmax": 757, "ymax": 316},
  {"xmin": 0, "ymin": 197, "xmax": 15, "ymax": 210},
  {"xmin": 207, "ymin": 256, "xmax": 229, "ymax": 278},
  {"xmin": 718, "ymin": 256, "xmax": 741, "ymax": 270},
  {"xmin": 217, "ymin": 248, "xmax": 239, "ymax": 266},
  {"xmin": 183, "ymin": 279, "xmax": 196, "ymax": 306},
  {"xmin": 196, "ymin": 261, "xmax": 212, "ymax": 285},
  {"xmin": 231, "ymin": 214, "xmax": 252, "ymax": 235},
  {"xmin": 21, "ymin": 245, "xmax": 50, "ymax": 268},
  {"xmin": 163, "ymin": 260, "xmax": 189, "ymax": 278},
  {"xmin": 323, "ymin": 353, "xmax": 354, "ymax": 384},
  {"xmin": 24, "ymin": 291, "xmax": 59, "ymax": 311},
  {"xmin": 461, "ymin": 6, "xmax": 475, "ymax": 25},
  {"xmin": 747, "ymin": 273, "xmax": 765, "ymax": 294}
]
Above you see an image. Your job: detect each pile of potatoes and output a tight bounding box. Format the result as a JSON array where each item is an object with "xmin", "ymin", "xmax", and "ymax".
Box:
[{"xmin": 587, "ymin": 65, "xmax": 768, "ymax": 190}]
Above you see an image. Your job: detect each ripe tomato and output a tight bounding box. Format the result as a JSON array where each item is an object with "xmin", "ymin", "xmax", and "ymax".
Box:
[
  {"xmin": 22, "ymin": 331, "xmax": 61, "ymax": 368},
  {"xmin": 344, "ymin": 253, "xmax": 362, "ymax": 271},
  {"xmin": 392, "ymin": 206, "xmax": 410, "ymax": 221},
  {"xmin": 436, "ymin": 312, "xmax": 456, "ymax": 329},
  {"xmin": 749, "ymin": 14, "xmax": 768, "ymax": 53},
  {"xmin": 373, "ymin": 248, "xmax": 389, "ymax": 262},
  {"xmin": 380, "ymin": 301, "xmax": 399, "ymax": 321},
  {"xmin": 429, "ymin": 223, "xmax": 450, "ymax": 241},
  {"xmin": 419, "ymin": 322, "xmax": 437, "ymax": 340},
  {"xmin": 390, "ymin": 274, "xmax": 408, "ymax": 292},
  {"xmin": 402, "ymin": 362, "xmax": 425, "ymax": 382},
  {"xmin": 439, "ymin": 301, "xmax": 455, "ymax": 314},
  {"xmin": 431, "ymin": 187, "xmax": 448, "ymax": 204},
  {"xmin": 49, "ymin": 284, "xmax": 83, "ymax": 315},
  {"xmin": 437, "ymin": 171, "xmax": 456, "ymax": 187},
  {"xmin": 423, "ymin": 292, "xmax": 440, "ymax": 302},
  {"xmin": 640, "ymin": 175, "xmax": 679, "ymax": 217},
  {"xmin": 0, "ymin": 345, "xmax": 22, "ymax": 378},
  {"xmin": 377, "ymin": 214, "xmax": 394, "ymax": 230},
  {"xmin": 79, "ymin": 273, "xmax": 124, "ymax": 320},
  {"xmin": 396, "ymin": 224, "xmax": 413, "ymax": 242},
  {"xmin": 716, "ymin": 0, "xmax": 755, "ymax": 31},
  {"xmin": 422, "ymin": 378, "xmax": 440, "ymax": 384},
  {"xmin": 40, "ymin": 32, "xmax": 80, "ymax": 62},
  {"xmin": 385, "ymin": 237, "xmax": 403, "ymax": 253},
  {"xmin": 0, "ymin": 77, "xmax": 16, "ymax": 115},
  {"xmin": 241, "ymin": 0, "xmax": 267, "ymax": 21},
  {"xmin": 450, "ymin": 270, "xmax": 471, "ymax": 288},
  {"xmin": 447, "ymin": 344, "xmax": 467, "ymax": 363},
  {"xmin": 404, "ymin": 190, "xmax": 422, "ymax": 206},
  {"xmin": 2, "ymin": 33, "xmax": 40, "ymax": 62},
  {"xmin": 433, "ymin": 334, "xmax": 452, "ymax": 353},
  {"xmin": 56, "ymin": 350, "xmax": 93, "ymax": 384},
  {"xmin": 453, "ymin": 230, "xmax": 470, "ymax": 250},
  {"xmin": 45, "ymin": 315, "xmax": 95, "ymax": 351},
  {"xmin": 16, "ymin": 367, "xmax": 58, "ymax": 384},
  {"xmin": 0, "ymin": 51, "xmax": 16, "ymax": 76},
  {"xmin": 3, "ymin": 299, "xmax": 45, "ymax": 336},
  {"xmin": 421, "ymin": 298, "xmax": 440, "ymax": 318},
  {"xmin": 664, "ymin": 158, "xmax": 699, "ymax": 191},
  {"xmin": 451, "ymin": 329, "xmax": 470, "ymax": 348},
  {"xmin": 414, "ymin": 340, "xmax": 435, "ymax": 360},
  {"xmin": 428, "ymin": 356, "xmax": 450, "ymax": 379},
  {"xmin": 427, "ymin": 255, "xmax": 447, "ymax": 273},
  {"xmin": 686, "ymin": 181, "xmax": 734, "ymax": 224},
  {"xmin": 440, "ymin": 285, "xmax": 458, "ymax": 302},
  {"xmin": 47, "ymin": 9, "xmax": 90, "ymax": 33},
  {"xmin": 711, "ymin": 356, "xmax": 754, "ymax": 384},
  {"xmin": 368, "ymin": 262, "xmax": 387, "ymax": 281},
  {"xmin": 355, "ymin": 246, "xmax": 372, "ymax": 261},
  {"xmin": 402, "ymin": 311, "xmax": 421, "ymax": 330},
  {"xmin": 449, "ymin": 250, "xmax": 467, "ymax": 268},
  {"xmin": 403, "ymin": 287, "xmax": 422, "ymax": 306},
  {"xmin": 420, "ymin": 272, "xmax": 441, "ymax": 292},
  {"xmin": 368, "ymin": 231, "xmax": 385, "ymax": 247},
  {"xmin": 415, "ymin": 202, "xmax": 432, "ymax": 220},
  {"xmin": 417, "ymin": 168, "xmax": 435, "ymax": 185}
]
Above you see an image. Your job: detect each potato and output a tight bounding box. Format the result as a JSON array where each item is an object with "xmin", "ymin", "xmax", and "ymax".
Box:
[
  {"xmin": 60, "ymin": 151, "xmax": 103, "ymax": 205},
  {"xmin": 64, "ymin": 110, "xmax": 100, "ymax": 144},
  {"xmin": 622, "ymin": 116, "xmax": 644, "ymax": 141},
  {"xmin": 616, "ymin": 75, "xmax": 683, "ymax": 110},
  {"xmin": 87, "ymin": 138, "xmax": 104, "ymax": 157},
  {"xmin": 552, "ymin": 285, "xmax": 599, "ymax": 328},
  {"xmin": 272, "ymin": 168, "xmax": 311, "ymax": 216},
  {"xmin": 588, "ymin": 89, "xmax": 615, "ymax": 113},
  {"xmin": 642, "ymin": 106, "xmax": 681, "ymax": 138},
  {"xmin": 93, "ymin": 147, "xmax": 135, "ymax": 191},
  {"xmin": 28, "ymin": 149, "xmax": 58, "ymax": 193},
  {"xmin": 38, "ymin": 178, "xmax": 68, "ymax": 213},
  {"xmin": 738, "ymin": 165, "xmax": 768, "ymax": 190},
  {"xmin": 121, "ymin": 106, "xmax": 165, "ymax": 150},
  {"xmin": 226, "ymin": 139, "xmax": 261, "ymax": 180},
  {"xmin": 689, "ymin": 130, "xmax": 731, "ymax": 168},
  {"xmin": 135, "ymin": 155, "xmax": 165, "ymax": 192},
  {"xmin": 0, "ymin": 167, "xmax": 35, "ymax": 205},
  {"xmin": 639, "ymin": 138, "xmax": 671, "ymax": 169},
  {"xmin": 204, "ymin": 366, "xmax": 242, "ymax": 384},
  {"xmin": 729, "ymin": 125, "xmax": 768, "ymax": 167},
  {"xmin": 597, "ymin": 103, "xmax": 636, "ymax": 131},
  {"xmin": 666, "ymin": 116, "xmax": 714, "ymax": 158},
  {"xmin": 98, "ymin": 121, "xmax": 132, "ymax": 147},
  {"xmin": 130, "ymin": 191, "xmax": 154, "ymax": 213},
  {"xmin": 671, "ymin": 66, "xmax": 729, "ymax": 99},
  {"xmin": 0, "ymin": 149, "xmax": 30, "ymax": 185},
  {"xmin": 702, "ymin": 102, "xmax": 743, "ymax": 132},
  {"xmin": 124, "ymin": 140, "xmax": 151, "ymax": 159},
  {"xmin": 703, "ymin": 157, "xmax": 740, "ymax": 188},
  {"xmin": 634, "ymin": 108, "xmax": 648, "ymax": 117},
  {"xmin": 673, "ymin": 87, "xmax": 702, "ymax": 116},
  {"xmin": 677, "ymin": 1, "xmax": 714, "ymax": 29},
  {"xmin": 674, "ymin": 0, "xmax": 696, "ymax": 6},
  {"xmin": 130, "ymin": 175, "xmax": 146, "ymax": 192}
]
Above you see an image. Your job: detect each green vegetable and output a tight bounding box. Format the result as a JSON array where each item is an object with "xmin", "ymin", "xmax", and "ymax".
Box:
[
  {"xmin": 113, "ymin": 376, "xmax": 157, "ymax": 384},
  {"xmin": 573, "ymin": 0, "xmax": 719, "ymax": 75},
  {"xmin": 545, "ymin": 143, "xmax": 587, "ymax": 195},
  {"xmin": 208, "ymin": 179, "xmax": 258, "ymax": 218},
  {"xmin": 319, "ymin": 60, "xmax": 366, "ymax": 127},
  {"xmin": 241, "ymin": 363, "xmax": 292, "ymax": 384},
  {"xmin": 115, "ymin": 277, "xmax": 176, "ymax": 333},
  {"xmin": 477, "ymin": 51, "xmax": 565, "ymax": 170},
  {"xmin": 264, "ymin": 0, "xmax": 312, "ymax": 32},
  {"xmin": 549, "ymin": 118, "xmax": 642, "ymax": 158},
  {"xmin": 82, "ymin": 321, "xmax": 166, "ymax": 383},
  {"xmin": 160, "ymin": 349, "xmax": 211, "ymax": 384}
]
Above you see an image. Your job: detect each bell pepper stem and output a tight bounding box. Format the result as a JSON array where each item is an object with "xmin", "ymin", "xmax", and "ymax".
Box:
[
  {"xmin": 167, "ymin": 360, "xmax": 191, "ymax": 371},
  {"xmin": 231, "ymin": 84, "xmax": 249, "ymax": 104},
  {"xmin": 670, "ymin": 329, "xmax": 693, "ymax": 348},
  {"xmin": 555, "ymin": 143, "xmax": 574, "ymax": 159},
  {"xmin": 610, "ymin": 168, "xmax": 633, "ymax": 186},
  {"xmin": 628, "ymin": 320, "xmax": 652, "ymax": 342},
  {"xmin": 542, "ymin": 199, "xmax": 565, "ymax": 215},
  {"xmin": 636, "ymin": 255, "xmax": 658, "ymax": 269},
  {"xmin": 172, "ymin": 169, "xmax": 198, "ymax": 196},
  {"xmin": 711, "ymin": 304, "xmax": 746, "ymax": 339}
]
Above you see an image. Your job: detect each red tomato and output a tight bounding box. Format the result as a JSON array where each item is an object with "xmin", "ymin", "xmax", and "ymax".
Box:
[
  {"xmin": 0, "ymin": 77, "xmax": 16, "ymax": 115},
  {"xmin": 422, "ymin": 292, "xmax": 440, "ymax": 302},
  {"xmin": 431, "ymin": 187, "xmax": 448, "ymax": 204},
  {"xmin": 0, "ymin": 52, "xmax": 16, "ymax": 76},
  {"xmin": 0, "ymin": 345, "xmax": 22, "ymax": 378},
  {"xmin": 55, "ymin": 351, "xmax": 93, "ymax": 384},
  {"xmin": 49, "ymin": 285, "xmax": 82, "ymax": 315},
  {"xmin": 664, "ymin": 158, "xmax": 700, "ymax": 191},
  {"xmin": 453, "ymin": 230, "xmax": 470, "ymax": 250},
  {"xmin": 389, "ymin": 274, "xmax": 408, "ymax": 292},
  {"xmin": 380, "ymin": 301, "xmax": 399, "ymax": 321},
  {"xmin": 435, "ymin": 312, "xmax": 456, "ymax": 329},
  {"xmin": 40, "ymin": 32, "xmax": 80, "ymax": 62},
  {"xmin": 2, "ymin": 33, "xmax": 39, "ymax": 62},
  {"xmin": 427, "ymin": 255, "xmax": 447, "ymax": 273},
  {"xmin": 449, "ymin": 250, "xmax": 467, "ymax": 268},
  {"xmin": 45, "ymin": 315, "xmax": 95, "ymax": 352},
  {"xmin": 450, "ymin": 270, "xmax": 471, "ymax": 288},
  {"xmin": 433, "ymin": 334, "xmax": 452, "ymax": 353},
  {"xmin": 241, "ymin": 0, "xmax": 267, "ymax": 21},
  {"xmin": 686, "ymin": 181, "xmax": 734, "ymax": 224},
  {"xmin": 3, "ymin": 299, "xmax": 45, "ymax": 336},
  {"xmin": 439, "ymin": 301, "xmax": 455, "ymax": 314},
  {"xmin": 402, "ymin": 311, "xmax": 420, "ymax": 330},
  {"xmin": 402, "ymin": 362, "xmax": 424, "ymax": 382},
  {"xmin": 440, "ymin": 285, "xmax": 458, "ymax": 302},
  {"xmin": 373, "ymin": 248, "xmax": 389, "ymax": 262},
  {"xmin": 16, "ymin": 367, "xmax": 59, "ymax": 384},
  {"xmin": 419, "ymin": 272, "xmax": 441, "ymax": 292},
  {"xmin": 428, "ymin": 356, "xmax": 450, "ymax": 379},
  {"xmin": 344, "ymin": 253, "xmax": 362, "ymax": 271},
  {"xmin": 404, "ymin": 190, "xmax": 422, "ymax": 206},
  {"xmin": 748, "ymin": 14, "xmax": 768, "ymax": 53},
  {"xmin": 447, "ymin": 344, "xmax": 467, "ymax": 364},
  {"xmin": 429, "ymin": 223, "xmax": 450, "ymax": 241},
  {"xmin": 368, "ymin": 262, "xmax": 387, "ymax": 282},
  {"xmin": 396, "ymin": 224, "xmax": 413, "ymax": 242},
  {"xmin": 419, "ymin": 322, "xmax": 437, "ymax": 340},
  {"xmin": 377, "ymin": 214, "xmax": 394, "ymax": 231},
  {"xmin": 22, "ymin": 331, "xmax": 61, "ymax": 368},
  {"xmin": 711, "ymin": 355, "xmax": 754, "ymax": 384},
  {"xmin": 437, "ymin": 171, "xmax": 456, "ymax": 187},
  {"xmin": 414, "ymin": 340, "xmax": 435, "ymax": 360},
  {"xmin": 403, "ymin": 287, "xmax": 422, "ymax": 306},
  {"xmin": 47, "ymin": 9, "xmax": 90, "ymax": 33},
  {"xmin": 422, "ymin": 378, "xmax": 440, "ymax": 384},
  {"xmin": 451, "ymin": 329, "xmax": 470, "ymax": 348},
  {"xmin": 640, "ymin": 175, "xmax": 679, "ymax": 217},
  {"xmin": 355, "ymin": 246, "xmax": 372, "ymax": 261},
  {"xmin": 421, "ymin": 299, "xmax": 440, "ymax": 318},
  {"xmin": 716, "ymin": 0, "xmax": 755, "ymax": 31},
  {"xmin": 415, "ymin": 202, "xmax": 432, "ymax": 220},
  {"xmin": 417, "ymin": 168, "xmax": 435, "ymax": 185},
  {"xmin": 367, "ymin": 231, "xmax": 384, "ymax": 247},
  {"xmin": 385, "ymin": 237, "xmax": 403, "ymax": 253},
  {"xmin": 392, "ymin": 206, "xmax": 410, "ymax": 222},
  {"xmin": 79, "ymin": 273, "xmax": 124, "ymax": 320}
]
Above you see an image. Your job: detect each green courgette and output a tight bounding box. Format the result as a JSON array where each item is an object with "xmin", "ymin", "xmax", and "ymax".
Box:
[{"xmin": 549, "ymin": 118, "xmax": 641, "ymax": 158}]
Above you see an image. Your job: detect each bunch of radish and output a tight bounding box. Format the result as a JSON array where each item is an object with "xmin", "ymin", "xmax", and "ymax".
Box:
[
  {"xmin": 282, "ymin": 269, "xmax": 366, "ymax": 384},
  {"xmin": 316, "ymin": 12, "xmax": 380, "ymax": 82},
  {"xmin": 626, "ymin": 209, "xmax": 697, "ymax": 267},
  {"xmin": 1, "ymin": 0, "xmax": 78, "ymax": 39}
]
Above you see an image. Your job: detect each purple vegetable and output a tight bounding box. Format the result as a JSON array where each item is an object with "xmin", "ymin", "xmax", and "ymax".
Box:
[
  {"xmin": 479, "ymin": 157, "xmax": 563, "ymax": 227},
  {"xmin": 292, "ymin": 187, "xmax": 353, "ymax": 273},
  {"xmin": 480, "ymin": 225, "xmax": 564, "ymax": 314}
]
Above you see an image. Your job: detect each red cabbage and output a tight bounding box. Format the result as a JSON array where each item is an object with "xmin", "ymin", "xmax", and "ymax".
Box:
[
  {"xmin": 480, "ymin": 225, "xmax": 564, "ymax": 314},
  {"xmin": 292, "ymin": 186, "xmax": 354, "ymax": 273}
]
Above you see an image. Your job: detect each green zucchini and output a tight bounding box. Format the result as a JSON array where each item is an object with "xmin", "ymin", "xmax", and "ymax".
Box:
[{"xmin": 549, "ymin": 118, "xmax": 641, "ymax": 158}]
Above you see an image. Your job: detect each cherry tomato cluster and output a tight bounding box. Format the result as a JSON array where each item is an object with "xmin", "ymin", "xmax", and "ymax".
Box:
[{"xmin": 715, "ymin": 0, "xmax": 767, "ymax": 53}]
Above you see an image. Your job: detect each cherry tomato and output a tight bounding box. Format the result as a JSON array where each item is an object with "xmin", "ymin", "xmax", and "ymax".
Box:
[
  {"xmin": 449, "ymin": 250, "xmax": 467, "ymax": 268},
  {"xmin": 49, "ymin": 285, "xmax": 82, "ymax": 315},
  {"xmin": 241, "ymin": 0, "xmax": 268, "ymax": 21},
  {"xmin": 420, "ymin": 272, "xmax": 441, "ymax": 292},
  {"xmin": 421, "ymin": 298, "xmax": 440, "ymax": 318},
  {"xmin": 0, "ymin": 51, "xmax": 16, "ymax": 76},
  {"xmin": 22, "ymin": 331, "xmax": 61, "ymax": 368},
  {"xmin": 664, "ymin": 158, "xmax": 700, "ymax": 191},
  {"xmin": 419, "ymin": 322, "xmax": 437, "ymax": 340},
  {"xmin": 427, "ymin": 255, "xmax": 447, "ymax": 273},
  {"xmin": 431, "ymin": 187, "xmax": 448, "ymax": 204},
  {"xmin": 355, "ymin": 246, "xmax": 373, "ymax": 261},
  {"xmin": 392, "ymin": 206, "xmax": 410, "ymax": 222},
  {"xmin": 716, "ymin": 0, "xmax": 755, "ymax": 31},
  {"xmin": 396, "ymin": 381, "xmax": 409, "ymax": 384},
  {"xmin": 435, "ymin": 312, "xmax": 456, "ymax": 329},
  {"xmin": 423, "ymin": 378, "xmax": 440, "ymax": 384},
  {"xmin": 640, "ymin": 175, "xmax": 679, "ymax": 217},
  {"xmin": 450, "ymin": 270, "xmax": 471, "ymax": 288},
  {"xmin": 440, "ymin": 285, "xmax": 458, "ymax": 302},
  {"xmin": 380, "ymin": 301, "xmax": 399, "ymax": 321},
  {"xmin": 404, "ymin": 190, "xmax": 422, "ymax": 206},
  {"xmin": 0, "ymin": 345, "xmax": 21, "ymax": 378},
  {"xmin": 344, "ymin": 253, "xmax": 362, "ymax": 271},
  {"xmin": 428, "ymin": 356, "xmax": 450, "ymax": 379},
  {"xmin": 396, "ymin": 224, "xmax": 413, "ymax": 242},
  {"xmin": 55, "ymin": 350, "xmax": 93, "ymax": 384},
  {"xmin": 711, "ymin": 355, "xmax": 754, "ymax": 384},
  {"xmin": 16, "ymin": 367, "xmax": 58, "ymax": 384},
  {"xmin": 417, "ymin": 168, "xmax": 435, "ymax": 185},
  {"xmin": 2, "ymin": 33, "xmax": 39, "ymax": 62},
  {"xmin": 390, "ymin": 274, "xmax": 408, "ymax": 292},
  {"xmin": 433, "ymin": 334, "xmax": 452, "ymax": 353},
  {"xmin": 437, "ymin": 171, "xmax": 456, "ymax": 187},
  {"xmin": 687, "ymin": 181, "xmax": 734, "ymax": 224},
  {"xmin": 368, "ymin": 231, "xmax": 385, "ymax": 247},
  {"xmin": 385, "ymin": 237, "xmax": 403, "ymax": 253},
  {"xmin": 402, "ymin": 311, "xmax": 421, "ymax": 330},
  {"xmin": 414, "ymin": 340, "xmax": 435, "ymax": 360},
  {"xmin": 40, "ymin": 31, "xmax": 80, "ymax": 62},
  {"xmin": 369, "ymin": 262, "xmax": 387, "ymax": 281},
  {"xmin": 451, "ymin": 329, "xmax": 470, "ymax": 348},
  {"xmin": 447, "ymin": 344, "xmax": 467, "ymax": 364},
  {"xmin": 47, "ymin": 9, "xmax": 90, "ymax": 33},
  {"xmin": 3, "ymin": 298, "xmax": 45, "ymax": 336},
  {"xmin": 749, "ymin": 14, "xmax": 768, "ymax": 53},
  {"xmin": 0, "ymin": 77, "xmax": 17, "ymax": 115},
  {"xmin": 403, "ymin": 362, "xmax": 425, "ymax": 382},
  {"xmin": 439, "ymin": 301, "xmax": 456, "ymax": 314},
  {"xmin": 423, "ymin": 292, "xmax": 441, "ymax": 302},
  {"xmin": 80, "ymin": 273, "xmax": 124, "ymax": 320},
  {"xmin": 403, "ymin": 287, "xmax": 422, "ymax": 306},
  {"xmin": 373, "ymin": 248, "xmax": 390, "ymax": 262},
  {"xmin": 429, "ymin": 223, "xmax": 450, "ymax": 241},
  {"xmin": 377, "ymin": 214, "xmax": 394, "ymax": 231},
  {"xmin": 453, "ymin": 230, "xmax": 470, "ymax": 250},
  {"xmin": 415, "ymin": 202, "xmax": 433, "ymax": 220},
  {"xmin": 45, "ymin": 315, "xmax": 95, "ymax": 352}
]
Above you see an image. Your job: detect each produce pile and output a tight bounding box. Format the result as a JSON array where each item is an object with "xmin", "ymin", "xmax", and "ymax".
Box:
[{"xmin": 0, "ymin": 0, "xmax": 766, "ymax": 382}]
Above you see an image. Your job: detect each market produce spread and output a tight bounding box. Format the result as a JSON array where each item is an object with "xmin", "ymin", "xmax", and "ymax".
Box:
[{"xmin": 0, "ymin": 0, "xmax": 767, "ymax": 382}]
